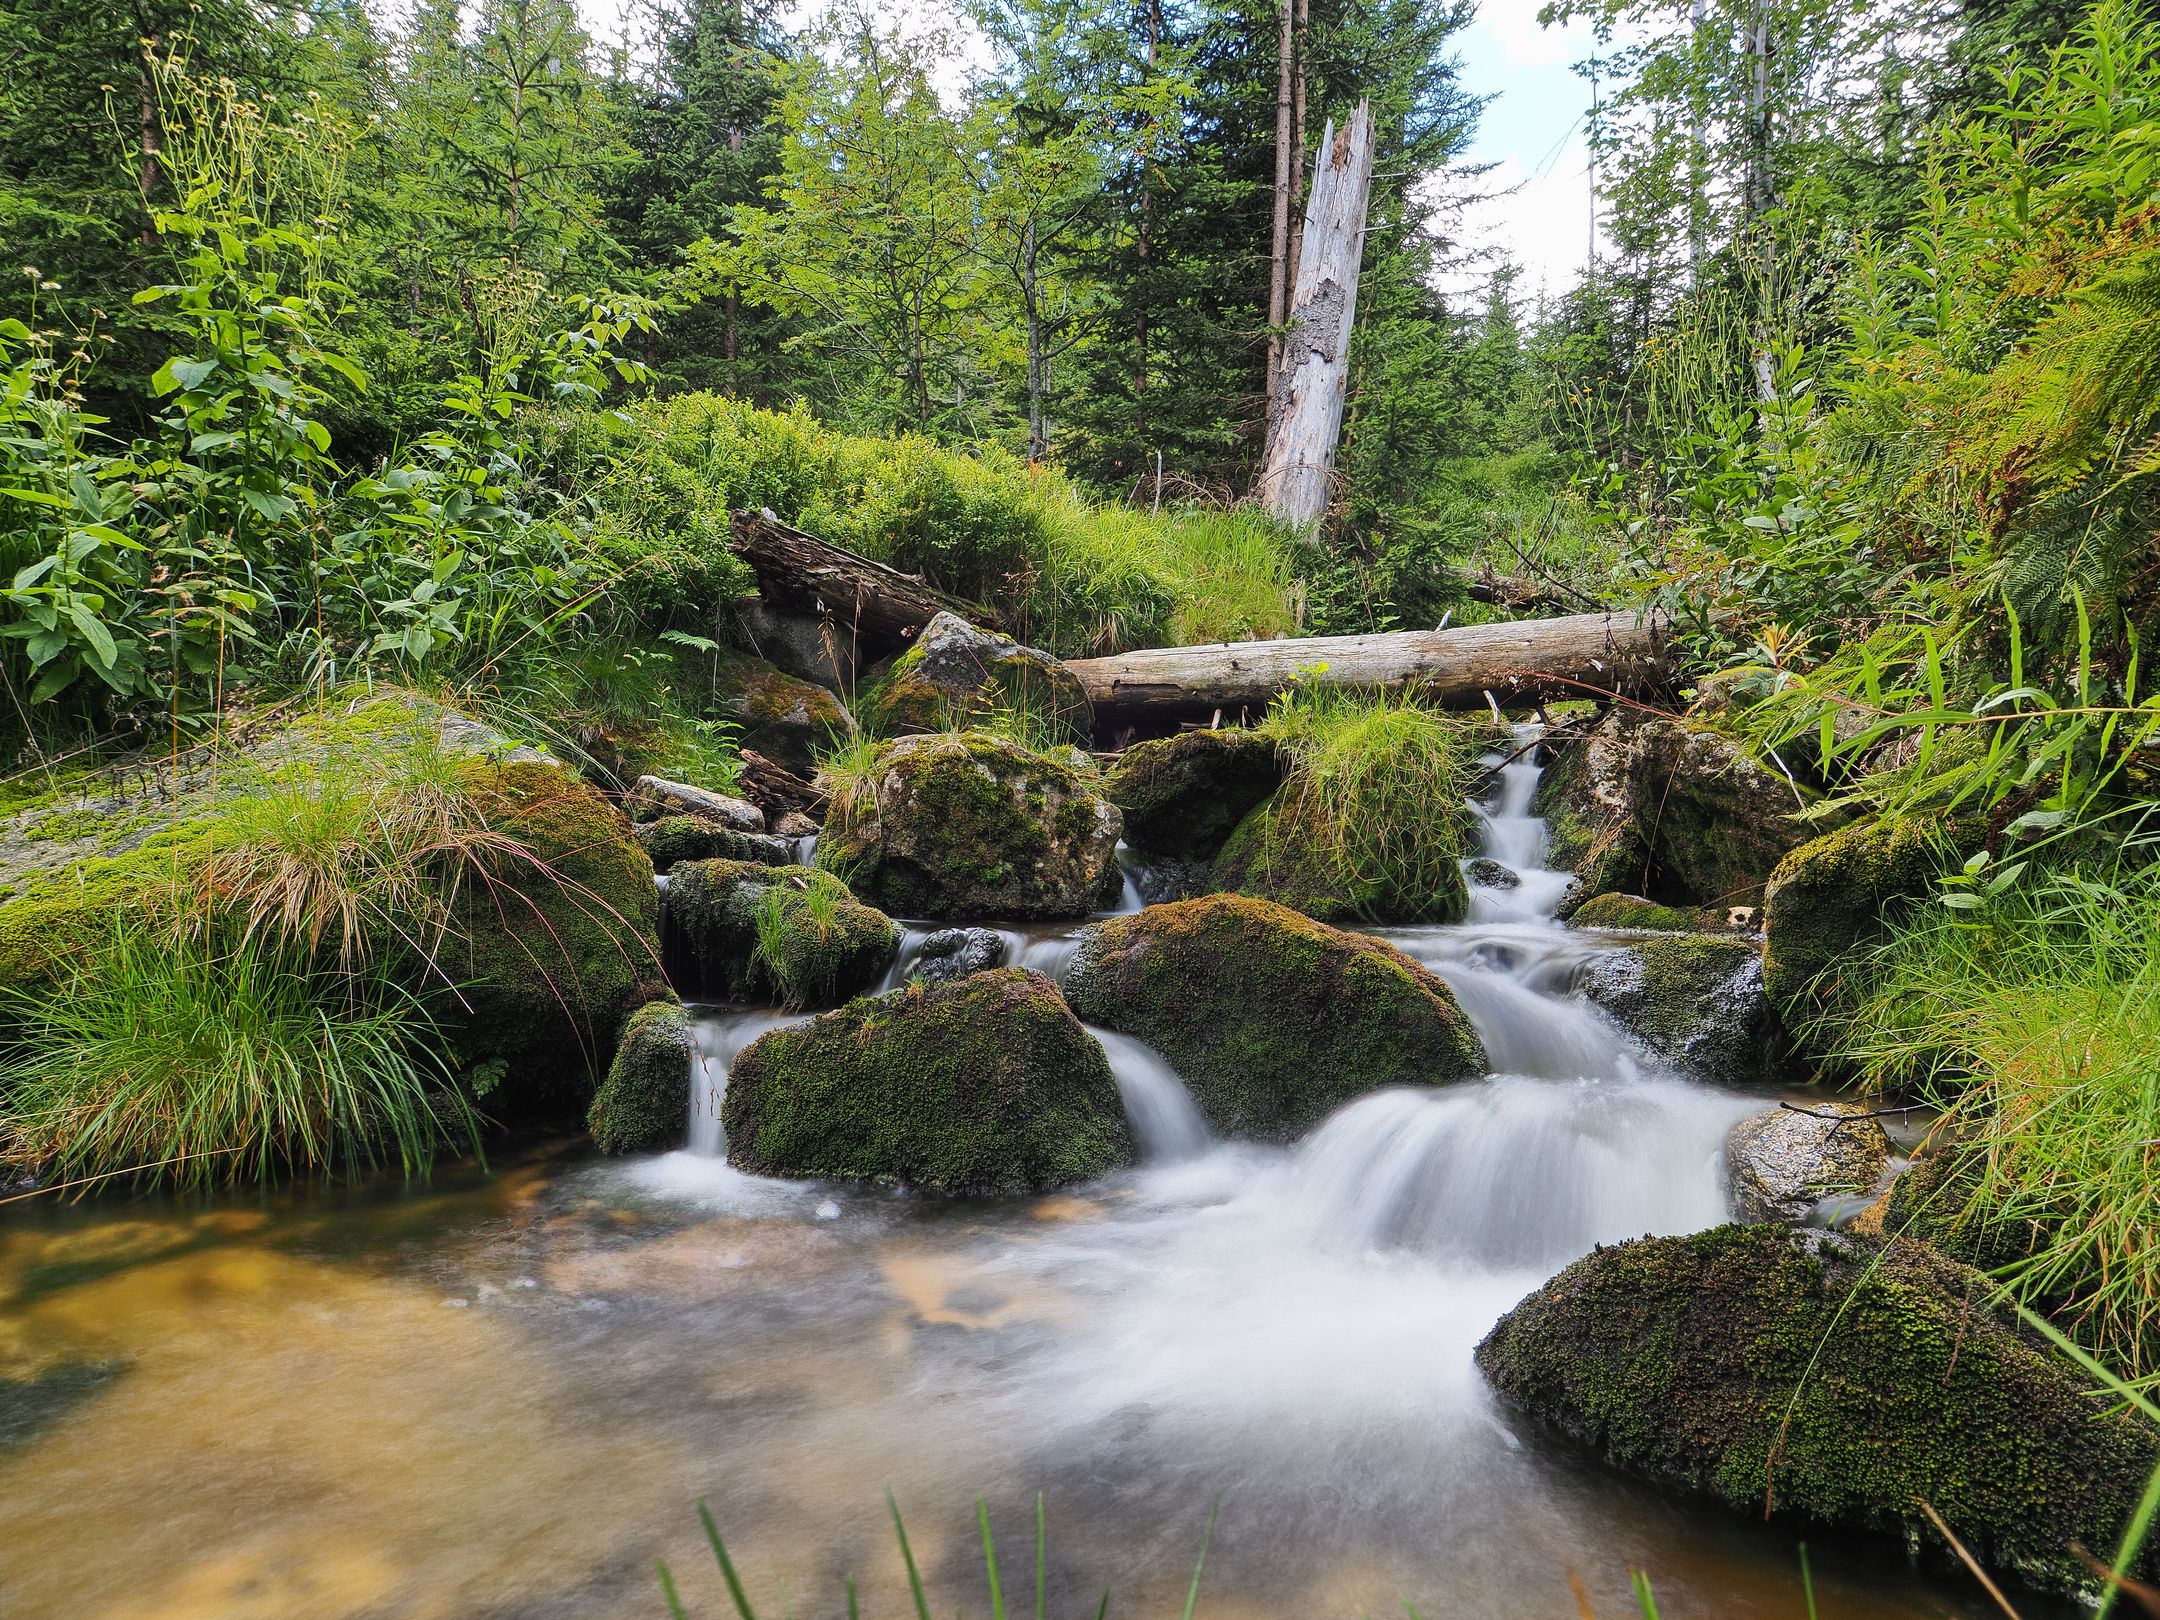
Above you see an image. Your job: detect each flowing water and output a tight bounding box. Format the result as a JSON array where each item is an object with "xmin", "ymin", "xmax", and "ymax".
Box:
[{"xmin": 0, "ymin": 728, "xmax": 2020, "ymax": 1620}]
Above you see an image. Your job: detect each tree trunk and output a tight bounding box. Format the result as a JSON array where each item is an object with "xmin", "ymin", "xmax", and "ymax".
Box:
[
  {"xmin": 1285, "ymin": 0, "xmax": 1310, "ymax": 293},
  {"xmin": 1265, "ymin": 0, "xmax": 1295, "ymax": 402},
  {"xmin": 1255, "ymin": 103, "xmax": 1375, "ymax": 529},
  {"xmin": 1023, "ymin": 217, "xmax": 1048, "ymax": 465},
  {"xmin": 729, "ymin": 510, "xmax": 1001, "ymax": 648},
  {"xmin": 1065, "ymin": 608, "xmax": 1669, "ymax": 725}
]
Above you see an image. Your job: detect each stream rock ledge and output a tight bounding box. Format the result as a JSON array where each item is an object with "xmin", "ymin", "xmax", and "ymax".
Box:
[{"xmin": 1726, "ymin": 1103, "xmax": 1891, "ymax": 1224}]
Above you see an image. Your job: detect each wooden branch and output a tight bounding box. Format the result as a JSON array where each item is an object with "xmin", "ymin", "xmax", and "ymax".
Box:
[
  {"xmin": 1454, "ymin": 567, "xmax": 1593, "ymax": 612},
  {"xmin": 728, "ymin": 509, "xmax": 1001, "ymax": 647},
  {"xmin": 1065, "ymin": 609, "xmax": 1671, "ymax": 723}
]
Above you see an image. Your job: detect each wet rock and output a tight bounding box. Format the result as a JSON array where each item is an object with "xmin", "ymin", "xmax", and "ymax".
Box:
[
  {"xmin": 1578, "ymin": 934, "xmax": 1782, "ymax": 1083},
  {"xmin": 1106, "ymin": 728, "xmax": 1283, "ymax": 862},
  {"xmin": 1726, "ymin": 1104, "xmax": 1891, "ymax": 1223},
  {"xmin": 588, "ymin": 999, "xmax": 695, "ymax": 1155},
  {"xmin": 723, "ymin": 968, "xmax": 1131, "ymax": 1193},
  {"xmin": 665, "ymin": 860, "xmax": 896, "ymax": 1008},
  {"xmin": 1533, "ymin": 713, "xmax": 1648, "ymax": 914},
  {"xmin": 909, "ymin": 927, "xmax": 1007, "ymax": 985},
  {"xmin": 1624, "ymin": 717, "xmax": 1815, "ymax": 907},
  {"xmin": 632, "ymin": 775, "xmax": 766, "ymax": 833},
  {"xmin": 817, "ymin": 731, "xmax": 1122, "ymax": 922},
  {"xmin": 774, "ymin": 810, "xmax": 821, "ymax": 840},
  {"xmin": 637, "ymin": 814, "xmax": 795, "ymax": 873},
  {"xmin": 712, "ymin": 654, "xmax": 855, "ymax": 773},
  {"xmin": 1127, "ymin": 854, "xmax": 1210, "ymax": 905},
  {"xmin": 1568, "ymin": 891, "xmax": 1696, "ymax": 932},
  {"xmin": 1464, "ymin": 857, "xmax": 1520, "ymax": 890},
  {"xmin": 1476, "ymin": 1225, "xmax": 2159, "ymax": 1596},
  {"xmin": 867, "ymin": 612, "xmax": 1093, "ymax": 745},
  {"xmin": 1063, "ymin": 894, "xmax": 1486, "ymax": 1141}
]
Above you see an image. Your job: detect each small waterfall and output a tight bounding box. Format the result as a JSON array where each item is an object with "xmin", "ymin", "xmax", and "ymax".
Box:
[
  {"xmin": 685, "ymin": 1010, "xmax": 807, "ymax": 1156},
  {"xmin": 1106, "ymin": 843, "xmax": 1146, "ymax": 915},
  {"xmin": 874, "ymin": 925, "xmax": 939, "ymax": 993},
  {"xmin": 1014, "ymin": 926, "xmax": 1089, "ymax": 981},
  {"xmin": 1463, "ymin": 725, "xmax": 1576, "ymax": 922},
  {"xmin": 1089, "ymin": 1028, "xmax": 1211, "ymax": 1162},
  {"xmin": 790, "ymin": 834, "xmax": 818, "ymax": 866}
]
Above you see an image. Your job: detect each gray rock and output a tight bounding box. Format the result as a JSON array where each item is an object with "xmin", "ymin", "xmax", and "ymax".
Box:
[
  {"xmin": 1465, "ymin": 856, "xmax": 1520, "ymax": 890},
  {"xmin": 1578, "ymin": 934, "xmax": 1783, "ymax": 1083},
  {"xmin": 910, "ymin": 927, "xmax": 1008, "ymax": 984},
  {"xmin": 636, "ymin": 816, "xmax": 796, "ymax": 872},
  {"xmin": 734, "ymin": 598, "xmax": 860, "ymax": 692},
  {"xmin": 1727, "ymin": 1104, "xmax": 1892, "ymax": 1223},
  {"xmin": 633, "ymin": 776, "xmax": 766, "ymax": 833},
  {"xmin": 711, "ymin": 654, "xmax": 856, "ymax": 772},
  {"xmin": 869, "ymin": 611, "xmax": 1093, "ymax": 744}
]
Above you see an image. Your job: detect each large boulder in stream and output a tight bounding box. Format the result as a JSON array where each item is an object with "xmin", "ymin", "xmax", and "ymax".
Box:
[
  {"xmin": 1063, "ymin": 894, "xmax": 1487, "ymax": 1140},
  {"xmin": 1107, "ymin": 728, "xmax": 1284, "ymax": 863},
  {"xmin": 588, "ymin": 998, "xmax": 696, "ymax": 1154},
  {"xmin": 666, "ymin": 859, "xmax": 896, "ymax": 1008},
  {"xmin": 817, "ymin": 731, "xmax": 1122, "ymax": 921},
  {"xmin": 723, "ymin": 968, "xmax": 1131, "ymax": 1193},
  {"xmin": 1578, "ymin": 934, "xmax": 1782, "ymax": 1084},
  {"xmin": 1476, "ymin": 1225, "xmax": 2160, "ymax": 1596},
  {"xmin": 867, "ymin": 612, "xmax": 1094, "ymax": 745}
]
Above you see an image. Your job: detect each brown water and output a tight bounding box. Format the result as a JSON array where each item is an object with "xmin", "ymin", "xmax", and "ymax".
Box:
[{"xmin": 1, "ymin": 1136, "xmax": 2017, "ymax": 1620}]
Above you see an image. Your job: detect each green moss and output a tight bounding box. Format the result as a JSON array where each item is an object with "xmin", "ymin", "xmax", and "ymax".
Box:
[
  {"xmin": 1062, "ymin": 894, "xmax": 1487, "ymax": 1140},
  {"xmin": 862, "ymin": 612, "xmax": 1093, "ymax": 745},
  {"xmin": 817, "ymin": 731, "xmax": 1120, "ymax": 921},
  {"xmin": 1209, "ymin": 787, "xmax": 1470, "ymax": 925},
  {"xmin": 1568, "ymin": 892, "xmax": 1701, "ymax": 932},
  {"xmin": 1476, "ymin": 1225, "xmax": 2159, "ymax": 1595},
  {"xmin": 665, "ymin": 859, "xmax": 894, "ymax": 1007},
  {"xmin": 721, "ymin": 967, "xmax": 1131, "ymax": 1192},
  {"xmin": 712, "ymin": 654, "xmax": 853, "ymax": 770},
  {"xmin": 1581, "ymin": 933, "xmax": 1779, "ymax": 1082},
  {"xmin": 587, "ymin": 998, "xmax": 694, "ymax": 1154},
  {"xmin": 0, "ymin": 827, "xmax": 210, "ymax": 990},
  {"xmin": 636, "ymin": 814, "xmax": 794, "ymax": 873},
  {"xmin": 1106, "ymin": 729, "xmax": 1283, "ymax": 862}
]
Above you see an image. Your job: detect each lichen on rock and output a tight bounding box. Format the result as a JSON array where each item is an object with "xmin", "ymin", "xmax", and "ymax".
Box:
[
  {"xmin": 1475, "ymin": 1225, "xmax": 2159, "ymax": 1596},
  {"xmin": 1062, "ymin": 894, "xmax": 1486, "ymax": 1140},
  {"xmin": 721, "ymin": 967, "xmax": 1131, "ymax": 1192},
  {"xmin": 588, "ymin": 998, "xmax": 695, "ymax": 1154}
]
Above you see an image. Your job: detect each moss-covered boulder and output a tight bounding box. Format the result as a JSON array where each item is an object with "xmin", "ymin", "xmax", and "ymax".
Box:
[
  {"xmin": 1534, "ymin": 714, "xmax": 1648, "ymax": 914},
  {"xmin": 1762, "ymin": 815, "xmax": 1965, "ymax": 1023},
  {"xmin": 1107, "ymin": 728, "xmax": 1283, "ymax": 862},
  {"xmin": 1624, "ymin": 717, "xmax": 1814, "ymax": 906},
  {"xmin": 867, "ymin": 612, "xmax": 1093, "ymax": 744},
  {"xmin": 1578, "ymin": 934, "xmax": 1781, "ymax": 1083},
  {"xmin": 665, "ymin": 859, "xmax": 895, "ymax": 1007},
  {"xmin": 1062, "ymin": 894, "xmax": 1486, "ymax": 1139},
  {"xmin": 722, "ymin": 968, "xmax": 1130, "ymax": 1192},
  {"xmin": 818, "ymin": 731, "xmax": 1122, "ymax": 921},
  {"xmin": 1208, "ymin": 789, "xmax": 1469, "ymax": 925},
  {"xmin": 588, "ymin": 998, "xmax": 696, "ymax": 1154},
  {"xmin": 1726, "ymin": 1104, "xmax": 1891, "ymax": 1224},
  {"xmin": 712, "ymin": 653, "xmax": 855, "ymax": 772},
  {"xmin": 637, "ymin": 814, "xmax": 796, "ymax": 872},
  {"xmin": 1476, "ymin": 1225, "xmax": 2159, "ymax": 1595},
  {"xmin": 1568, "ymin": 891, "xmax": 1700, "ymax": 932}
]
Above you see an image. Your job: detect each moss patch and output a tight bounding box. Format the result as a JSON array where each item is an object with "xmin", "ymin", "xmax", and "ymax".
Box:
[
  {"xmin": 1569, "ymin": 892, "xmax": 1701, "ymax": 932},
  {"xmin": 588, "ymin": 998, "xmax": 695, "ymax": 1154},
  {"xmin": 637, "ymin": 814, "xmax": 795, "ymax": 873},
  {"xmin": 712, "ymin": 653, "xmax": 854, "ymax": 771},
  {"xmin": 1107, "ymin": 729, "xmax": 1283, "ymax": 862},
  {"xmin": 722, "ymin": 967, "xmax": 1131, "ymax": 1192},
  {"xmin": 865, "ymin": 611, "xmax": 1093, "ymax": 745},
  {"xmin": 665, "ymin": 859, "xmax": 894, "ymax": 1007},
  {"xmin": 1062, "ymin": 894, "xmax": 1486, "ymax": 1140},
  {"xmin": 1579, "ymin": 933, "xmax": 1781, "ymax": 1083},
  {"xmin": 1476, "ymin": 1225, "xmax": 2159, "ymax": 1595},
  {"xmin": 1209, "ymin": 788, "xmax": 1470, "ymax": 926}
]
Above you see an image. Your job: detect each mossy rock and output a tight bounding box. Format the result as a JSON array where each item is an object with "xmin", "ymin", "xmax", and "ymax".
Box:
[
  {"xmin": 1107, "ymin": 728, "xmax": 1283, "ymax": 862},
  {"xmin": 1062, "ymin": 894, "xmax": 1486, "ymax": 1140},
  {"xmin": 665, "ymin": 859, "xmax": 895, "ymax": 1007},
  {"xmin": 1208, "ymin": 787, "xmax": 1469, "ymax": 926},
  {"xmin": 1762, "ymin": 815, "xmax": 1968, "ymax": 1028},
  {"xmin": 1534, "ymin": 715, "xmax": 1648, "ymax": 915},
  {"xmin": 817, "ymin": 731, "xmax": 1121, "ymax": 921},
  {"xmin": 637, "ymin": 814, "xmax": 796, "ymax": 873},
  {"xmin": 1623, "ymin": 717, "xmax": 1815, "ymax": 906},
  {"xmin": 722, "ymin": 968, "xmax": 1131, "ymax": 1192},
  {"xmin": 712, "ymin": 653, "xmax": 855, "ymax": 772},
  {"xmin": 588, "ymin": 998, "xmax": 695, "ymax": 1154},
  {"xmin": 865, "ymin": 612, "xmax": 1093, "ymax": 745},
  {"xmin": 1476, "ymin": 1225, "xmax": 2159, "ymax": 1596},
  {"xmin": 1568, "ymin": 892, "xmax": 1701, "ymax": 932},
  {"xmin": 1578, "ymin": 933, "xmax": 1781, "ymax": 1083}
]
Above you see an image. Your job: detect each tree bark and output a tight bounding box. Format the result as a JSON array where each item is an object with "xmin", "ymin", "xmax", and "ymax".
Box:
[
  {"xmin": 729, "ymin": 510, "xmax": 1001, "ymax": 648},
  {"xmin": 1255, "ymin": 103, "xmax": 1375, "ymax": 528},
  {"xmin": 1065, "ymin": 609, "xmax": 1669, "ymax": 724},
  {"xmin": 1265, "ymin": 0, "xmax": 1295, "ymax": 402}
]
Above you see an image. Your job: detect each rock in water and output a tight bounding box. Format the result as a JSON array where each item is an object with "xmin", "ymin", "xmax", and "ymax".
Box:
[
  {"xmin": 1463, "ymin": 856, "xmax": 1520, "ymax": 890},
  {"xmin": 1209, "ymin": 785, "xmax": 1470, "ymax": 926},
  {"xmin": 1476, "ymin": 1226, "xmax": 2159, "ymax": 1596},
  {"xmin": 637, "ymin": 814, "xmax": 796, "ymax": 872},
  {"xmin": 1726, "ymin": 1104, "xmax": 1891, "ymax": 1223},
  {"xmin": 868, "ymin": 611, "xmax": 1094, "ymax": 745},
  {"xmin": 1106, "ymin": 729, "xmax": 1284, "ymax": 862},
  {"xmin": 817, "ymin": 731, "xmax": 1122, "ymax": 921},
  {"xmin": 1063, "ymin": 894, "xmax": 1486, "ymax": 1140},
  {"xmin": 1578, "ymin": 933, "xmax": 1782, "ymax": 1083},
  {"xmin": 910, "ymin": 927, "xmax": 1007, "ymax": 984},
  {"xmin": 1568, "ymin": 891, "xmax": 1698, "ymax": 931},
  {"xmin": 723, "ymin": 969, "xmax": 1131, "ymax": 1193},
  {"xmin": 588, "ymin": 999, "xmax": 696, "ymax": 1154},
  {"xmin": 712, "ymin": 654, "xmax": 855, "ymax": 772},
  {"xmin": 665, "ymin": 860, "xmax": 895, "ymax": 1007},
  {"xmin": 1534, "ymin": 714, "xmax": 1647, "ymax": 912}
]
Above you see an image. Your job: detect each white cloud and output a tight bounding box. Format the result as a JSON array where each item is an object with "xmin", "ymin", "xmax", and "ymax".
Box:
[{"xmin": 1469, "ymin": 0, "xmax": 1596, "ymax": 72}]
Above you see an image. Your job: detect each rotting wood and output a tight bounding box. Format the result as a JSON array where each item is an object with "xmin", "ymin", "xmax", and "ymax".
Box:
[{"xmin": 728, "ymin": 509, "xmax": 1001, "ymax": 648}]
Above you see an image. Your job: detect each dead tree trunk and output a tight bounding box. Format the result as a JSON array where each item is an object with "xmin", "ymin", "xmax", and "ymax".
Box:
[
  {"xmin": 1066, "ymin": 609, "xmax": 1669, "ymax": 725},
  {"xmin": 728, "ymin": 510, "xmax": 1000, "ymax": 649},
  {"xmin": 1256, "ymin": 103, "xmax": 1375, "ymax": 529}
]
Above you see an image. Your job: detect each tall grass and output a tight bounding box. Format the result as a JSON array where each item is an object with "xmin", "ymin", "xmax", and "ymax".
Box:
[
  {"xmin": 1831, "ymin": 854, "xmax": 2160, "ymax": 1376},
  {"xmin": 0, "ymin": 927, "xmax": 471, "ymax": 1187}
]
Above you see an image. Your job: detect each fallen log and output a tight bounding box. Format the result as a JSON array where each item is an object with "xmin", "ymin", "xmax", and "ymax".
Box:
[
  {"xmin": 728, "ymin": 509, "xmax": 1000, "ymax": 649},
  {"xmin": 1066, "ymin": 609, "xmax": 1670, "ymax": 724}
]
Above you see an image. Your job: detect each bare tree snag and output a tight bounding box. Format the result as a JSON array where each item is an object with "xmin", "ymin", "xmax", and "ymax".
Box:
[
  {"xmin": 728, "ymin": 510, "xmax": 1001, "ymax": 649},
  {"xmin": 1065, "ymin": 609, "xmax": 1669, "ymax": 725},
  {"xmin": 1256, "ymin": 103, "xmax": 1375, "ymax": 529}
]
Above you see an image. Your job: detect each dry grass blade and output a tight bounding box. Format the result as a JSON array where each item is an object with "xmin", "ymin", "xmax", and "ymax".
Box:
[{"xmin": 1917, "ymin": 1499, "xmax": 2025, "ymax": 1620}]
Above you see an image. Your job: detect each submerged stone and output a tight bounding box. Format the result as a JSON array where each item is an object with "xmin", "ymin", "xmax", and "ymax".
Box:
[
  {"xmin": 909, "ymin": 927, "xmax": 1007, "ymax": 984},
  {"xmin": 588, "ymin": 999, "xmax": 696, "ymax": 1155},
  {"xmin": 1062, "ymin": 894, "xmax": 1487, "ymax": 1141},
  {"xmin": 722, "ymin": 968, "xmax": 1131, "ymax": 1193},
  {"xmin": 1476, "ymin": 1225, "xmax": 2159, "ymax": 1596},
  {"xmin": 1106, "ymin": 728, "xmax": 1283, "ymax": 862},
  {"xmin": 1463, "ymin": 856, "xmax": 1520, "ymax": 891}
]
